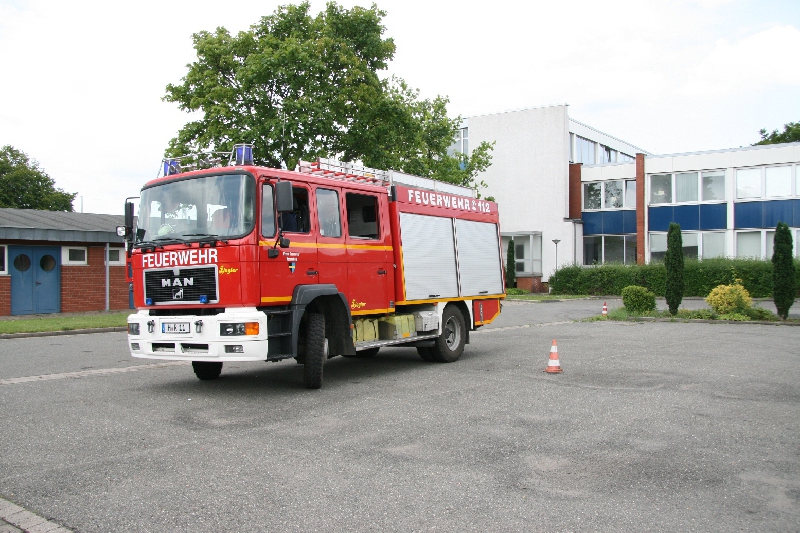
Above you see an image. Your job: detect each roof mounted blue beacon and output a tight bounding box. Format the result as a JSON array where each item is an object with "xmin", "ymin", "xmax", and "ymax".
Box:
[
  {"xmin": 233, "ymin": 144, "xmax": 254, "ymax": 166},
  {"xmin": 163, "ymin": 159, "xmax": 181, "ymax": 176}
]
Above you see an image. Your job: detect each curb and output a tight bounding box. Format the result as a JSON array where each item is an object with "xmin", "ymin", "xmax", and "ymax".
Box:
[
  {"xmin": 621, "ymin": 317, "xmax": 800, "ymax": 326},
  {"xmin": 0, "ymin": 327, "xmax": 127, "ymax": 340}
]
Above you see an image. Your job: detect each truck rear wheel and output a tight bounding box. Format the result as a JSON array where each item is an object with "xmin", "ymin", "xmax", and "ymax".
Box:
[
  {"xmin": 303, "ymin": 312, "xmax": 327, "ymax": 389},
  {"xmin": 428, "ymin": 305, "xmax": 466, "ymax": 363},
  {"xmin": 192, "ymin": 361, "xmax": 222, "ymax": 380}
]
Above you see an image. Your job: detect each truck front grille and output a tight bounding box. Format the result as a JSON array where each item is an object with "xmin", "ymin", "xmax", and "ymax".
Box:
[{"xmin": 144, "ymin": 266, "xmax": 218, "ymax": 305}]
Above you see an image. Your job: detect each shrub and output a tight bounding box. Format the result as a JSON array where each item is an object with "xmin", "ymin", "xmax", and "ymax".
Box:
[
  {"xmin": 772, "ymin": 221, "xmax": 796, "ymax": 319},
  {"xmin": 506, "ymin": 287, "xmax": 528, "ymax": 295},
  {"xmin": 743, "ymin": 306, "xmax": 780, "ymax": 321},
  {"xmin": 621, "ymin": 285, "xmax": 656, "ymax": 313},
  {"xmin": 675, "ymin": 309, "xmax": 716, "ymax": 320},
  {"xmin": 705, "ymin": 281, "xmax": 753, "ymax": 315}
]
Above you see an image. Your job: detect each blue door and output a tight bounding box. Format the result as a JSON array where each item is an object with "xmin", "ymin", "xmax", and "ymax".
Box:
[{"xmin": 9, "ymin": 246, "xmax": 61, "ymax": 315}]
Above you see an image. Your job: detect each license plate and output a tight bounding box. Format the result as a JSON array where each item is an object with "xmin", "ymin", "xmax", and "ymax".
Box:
[{"xmin": 162, "ymin": 322, "xmax": 190, "ymax": 334}]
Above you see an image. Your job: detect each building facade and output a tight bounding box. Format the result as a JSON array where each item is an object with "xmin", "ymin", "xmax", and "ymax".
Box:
[
  {"xmin": 0, "ymin": 208, "xmax": 130, "ymax": 316},
  {"xmin": 457, "ymin": 106, "xmax": 800, "ymax": 291}
]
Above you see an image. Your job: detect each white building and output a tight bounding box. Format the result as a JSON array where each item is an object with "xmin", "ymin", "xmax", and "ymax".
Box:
[{"xmin": 457, "ymin": 105, "xmax": 800, "ymax": 291}]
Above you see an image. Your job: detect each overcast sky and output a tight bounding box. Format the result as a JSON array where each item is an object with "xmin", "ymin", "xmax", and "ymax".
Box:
[{"xmin": 1, "ymin": 0, "xmax": 798, "ymax": 215}]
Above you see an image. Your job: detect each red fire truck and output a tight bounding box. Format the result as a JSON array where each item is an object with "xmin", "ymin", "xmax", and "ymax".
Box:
[{"xmin": 120, "ymin": 145, "xmax": 505, "ymax": 388}]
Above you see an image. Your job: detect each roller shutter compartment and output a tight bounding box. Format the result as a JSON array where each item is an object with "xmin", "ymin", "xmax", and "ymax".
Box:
[
  {"xmin": 399, "ymin": 213, "xmax": 459, "ymax": 301},
  {"xmin": 455, "ymin": 219, "xmax": 503, "ymax": 296}
]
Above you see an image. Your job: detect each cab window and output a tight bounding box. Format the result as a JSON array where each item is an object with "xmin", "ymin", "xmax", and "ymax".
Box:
[
  {"xmin": 261, "ymin": 184, "xmax": 275, "ymax": 237},
  {"xmin": 346, "ymin": 193, "xmax": 379, "ymax": 239},
  {"xmin": 316, "ymin": 188, "xmax": 341, "ymax": 238},
  {"xmin": 281, "ymin": 187, "xmax": 310, "ymax": 233}
]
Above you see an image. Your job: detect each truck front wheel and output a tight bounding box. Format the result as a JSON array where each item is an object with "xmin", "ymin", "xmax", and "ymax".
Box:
[
  {"xmin": 428, "ymin": 305, "xmax": 466, "ymax": 363},
  {"xmin": 303, "ymin": 312, "xmax": 327, "ymax": 389},
  {"xmin": 192, "ymin": 361, "xmax": 222, "ymax": 380}
]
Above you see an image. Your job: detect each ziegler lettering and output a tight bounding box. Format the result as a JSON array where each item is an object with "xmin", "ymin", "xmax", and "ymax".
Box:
[
  {"xmin": 142, "ymin": 249, "xmax": 218, "ymax": 268},
  {"xmin": 406, "ymin": 189, "xmax": 493, "ymax": 213},
  {"xmin": 218, "ymin": 266, "xmax": 238, "ymax": 275}
]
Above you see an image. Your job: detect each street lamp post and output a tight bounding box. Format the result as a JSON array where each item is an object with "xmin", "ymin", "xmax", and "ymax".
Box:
[{"xmin": 552, "ymin": 239, "xmax": 561, "ymax": 270}]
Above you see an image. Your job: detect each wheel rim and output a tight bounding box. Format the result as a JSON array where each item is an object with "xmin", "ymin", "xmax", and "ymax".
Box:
[{"xmin": 444, "ymin": 316, "xmax": 461, "ymax": 350}]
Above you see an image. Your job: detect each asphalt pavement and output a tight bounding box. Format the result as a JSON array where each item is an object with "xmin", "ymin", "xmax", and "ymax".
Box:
[{"xmin": 0, "ymin": 299, "xmax": 798, "ymax": 532}]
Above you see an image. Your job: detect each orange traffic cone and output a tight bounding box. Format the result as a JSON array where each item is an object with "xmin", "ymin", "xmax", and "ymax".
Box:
[
  {"xmin": 602, "ymin": 302, "xmax": 608, "ymax": 316},
  {"xmin": 544, "ymin": 339, "xmax": 562, "ymax": 373}
]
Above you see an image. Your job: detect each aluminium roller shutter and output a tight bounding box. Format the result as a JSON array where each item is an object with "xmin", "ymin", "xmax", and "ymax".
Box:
[
  {"xmin": 455, "ymin": 219, "xmax": 503, "ymax": 296},
  {"xmin": 399, "ymin": 213, "xmax": 459, "ymax": 300}
]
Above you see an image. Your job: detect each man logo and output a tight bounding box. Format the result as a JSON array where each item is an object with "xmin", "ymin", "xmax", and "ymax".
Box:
[
  {"xmin": 172, "ymin": 288, "xmax": 184, "ymax": 300},
  {"xmin": 289, "ymin": 261, "xmax": 296, "ymax": 273}
]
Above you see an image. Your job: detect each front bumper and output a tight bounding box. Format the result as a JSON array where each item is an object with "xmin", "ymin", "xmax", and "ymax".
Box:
[{"xmin": 126, "ymin": 308, "xmax": 271, "ymax": 362}]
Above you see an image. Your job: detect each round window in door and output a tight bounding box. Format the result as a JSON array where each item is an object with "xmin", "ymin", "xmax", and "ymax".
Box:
[
  {"xmin": 40, "ymin": 254, "xmax": 57, "ymax": 271},
  {"xmin": 13, "ymin": 254, "xmax": 31, "ymax": 272}
]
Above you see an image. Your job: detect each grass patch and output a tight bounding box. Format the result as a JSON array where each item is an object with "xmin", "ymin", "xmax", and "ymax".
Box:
[
  {"xmin": 589, "ymin": 305, "xmax": 788, "ymax": 323},
  {"xmin": 0, "ymin": 312, "xmax": 130, "ymax": 335},
  {"xmin": 506, "ymin": 294, "xmax": 592, "ymax": 301}
]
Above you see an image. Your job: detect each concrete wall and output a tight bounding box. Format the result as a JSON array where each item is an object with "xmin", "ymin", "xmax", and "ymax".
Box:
[{"xmin": 469, "ymin": 105, "xmax": 572, "ymax": 280}]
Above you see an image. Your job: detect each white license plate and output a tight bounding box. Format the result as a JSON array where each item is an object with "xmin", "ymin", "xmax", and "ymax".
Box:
[{"xmin": 162, "ymin": 322, "xmax": 190, "ymax": 334}]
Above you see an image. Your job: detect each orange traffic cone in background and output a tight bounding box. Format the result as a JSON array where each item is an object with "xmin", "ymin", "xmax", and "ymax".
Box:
[
  {"xmin": 544, "ymin": 339, "xmax": 563, "ymax": 373},
  {"xmin": 602, "ymin": 302, "xmax": 608, "ymax": 316}
]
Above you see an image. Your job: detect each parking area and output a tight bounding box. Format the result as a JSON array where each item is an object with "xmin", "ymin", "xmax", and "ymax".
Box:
[{"xmin": 0, "ymin": 300, "xmax": 798, "ymax": 532}]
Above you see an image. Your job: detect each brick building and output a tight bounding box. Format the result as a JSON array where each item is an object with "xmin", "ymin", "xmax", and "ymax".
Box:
[{"xmin": 0, "ymin": 208, "xmax": 130, "ymax": 316}]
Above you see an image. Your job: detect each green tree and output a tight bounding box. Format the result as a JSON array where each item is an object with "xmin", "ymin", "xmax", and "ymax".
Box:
[
  {"xmin": 164, "ymin": 2, "xmax": 493, "ymax": 192},
  {"xmin": 754, "ymin": 121, "xmax": 800, "ymax": 145},
  {"xmin": 664, "ymin": 222, "xmax": 684, "ymax": 315},
  {"xmin": 771, "ymin": 221, "xmax": 796, "ymax": 319},
  {"xmin": 505, "ymin": 239, "xmax": 516, "ymax": 289},
  {"xmin": 0, "ymin": 146, "xmax": 75, "ymax": 211}
]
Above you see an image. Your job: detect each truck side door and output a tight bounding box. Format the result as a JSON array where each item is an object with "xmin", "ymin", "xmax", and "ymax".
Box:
[
  {"xmin": 314, "ymin": 186, "xmax": 348, "ymax": 296},
  {"xmin": 259, "ymin": 181, "xmax": 318, "ymax": 305},
  {"xmin": 344, "ymin": 191, "xmax": 392, "ymax": 314}
]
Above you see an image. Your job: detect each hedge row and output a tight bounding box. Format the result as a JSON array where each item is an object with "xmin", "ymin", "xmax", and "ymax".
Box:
[{"xmin": 549, "ymin": 258, "xmax": 800, "ymax": 298}]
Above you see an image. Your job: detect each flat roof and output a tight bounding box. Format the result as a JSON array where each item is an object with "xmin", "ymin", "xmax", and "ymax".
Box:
[{"xmin": 0, "ymin": 208, "xmax": 125, "ymax": 243}]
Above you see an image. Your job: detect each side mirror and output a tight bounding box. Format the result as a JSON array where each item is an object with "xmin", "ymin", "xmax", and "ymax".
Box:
[
  {"xmin": 124, "ymin": 202, "xmax": 134, "ymax": 230},
  {"xmin": 280, "ymin": 236, "xmax": 290, "ymax": 248},
  {"xmin": 275, "ymin": 181, "xmax": 293, "ymax": 213}
]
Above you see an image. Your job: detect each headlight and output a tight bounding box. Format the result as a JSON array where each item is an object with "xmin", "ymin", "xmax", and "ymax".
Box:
[
  {"xmin": 128, "ymin": 322, "xmax": 140, "ymax": 335},
  {"xmin": 220, "ymin": 322, "xmax": 259, "ymax": 336}
]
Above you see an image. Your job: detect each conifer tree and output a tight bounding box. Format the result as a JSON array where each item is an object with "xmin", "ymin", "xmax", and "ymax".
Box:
[
  {"xmin": 772, "ymin": 221, "xmax": 796, "ymax": 319},
  {"xmin": 664, "ymin": 222, "xmax": 684, "ymax": 315}
]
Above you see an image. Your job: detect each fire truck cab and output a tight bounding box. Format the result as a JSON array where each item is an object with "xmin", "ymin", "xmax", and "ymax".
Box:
[{"xmin": 121, "ymin": 147, "xmax": 505, "ymax": 388}]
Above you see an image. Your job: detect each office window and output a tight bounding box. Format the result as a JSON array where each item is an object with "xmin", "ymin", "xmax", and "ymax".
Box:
[
  {"xmin": 619, "ymin": 153, "xmax": 634, "ymax": 163},
  {"xmin": 765, "ymin": 166, "xmax": 791, "ymax": 198},
  {"xmin": 0, "ymin": 245, "xmax": 6, "ymax": 274},
  {"xmin": 515, "ymin": 243, "xmax": 526, "ymax": 273},
  {"xmin": 676, "ymin": 172, "xmax": 698, "ymax": 203},
  {"xmin": 584, "ymin": 183, "xmax": 602, "ymax": 210},
  {"xmin": 625, "ymin": 235, "xmax": 637, "ymax": 264},
  {"xmin": 650, "ymin": 174, "xmax": 672, "ymax": 204},
  {"xmin": 702, "ymin": 232, "xmax": 726, "ymax": 259},
  {"xmin": 447, "ymin": 127, "xmax": 469, "ymax": 156},
  {"xmin": 583, "ymin": 236, "xmax": 602, "ymax": 265},
  {"xmin": 736, "ymin": 231, "xmax": 761, "ymax": 258},
  {"xmin": 682, "ymin": 233, "xmax": 699, "ymax": 260},
  {"xmin": 604, "ymin": 181, "xmax": 624, "ymax": 209},
  {"xmin": 702, "ymin": 171, "xmax": 726, "ymax": 201},
  {"xmin": 601, "ymin": 145, "xmax": 617, "ymax": 164},
  {"xmin": 649, "ymin": 233, "xmax": 667, "ymax": 261},
  {"xmin": 736, "ymin": 168, "xmax": 761, "ymax": 199},
  {"xmin": 604, "ymin": 235, "xmax": 625, "ymax": 263},
  {"xmin": 576, "ymin": 136, "xmax": 596, "ymax": 165},
  {"xmin": 62, "ymin": 246, "xmax": 88, "ymax": 266},
  {"xmin": 625, "ymin": 181, "xmax": 636, "ymax": 208}
]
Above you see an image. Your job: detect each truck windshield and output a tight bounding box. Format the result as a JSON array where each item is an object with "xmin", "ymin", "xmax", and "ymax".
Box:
[{"xmin": 136, "ymin": 173, "xmax": 255, "ymax": 244}]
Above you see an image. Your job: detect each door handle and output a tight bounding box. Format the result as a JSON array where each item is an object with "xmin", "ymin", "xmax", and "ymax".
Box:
[
  {"xmin": 377, "ymin": 269, "xmax": 387, "ymax": 275},
  {"xmin": 307, "ymin": 270, "xmax": 318, "ymax": 276}
]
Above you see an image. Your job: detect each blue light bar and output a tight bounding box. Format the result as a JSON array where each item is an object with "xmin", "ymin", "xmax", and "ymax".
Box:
[
  {"xmin": 163, "ymin": 159, "xmax": 181, "ymax": 176},
  {"xmin": 233, "ymin": 144, "xmax": 254, "ymax": 166}
]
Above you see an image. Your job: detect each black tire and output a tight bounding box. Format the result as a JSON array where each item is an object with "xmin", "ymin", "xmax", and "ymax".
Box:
[
  {"xmin": 428, "ymin": 305, "xmax": 466, "ymax": 363},
  {"xmin": 303, "ymin": 312, "xmax": 326, "ymax": 389},
  {"xmin": 192, "ymin": 361, "xmax": 222, "ymax": 380},
  {"xmin": 417, "ymin": 346, "xmax": 436, "ymax": 362},
  {"xmin": 345, "ymin": 347, "xmax": 380, "ymax": 358}
]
